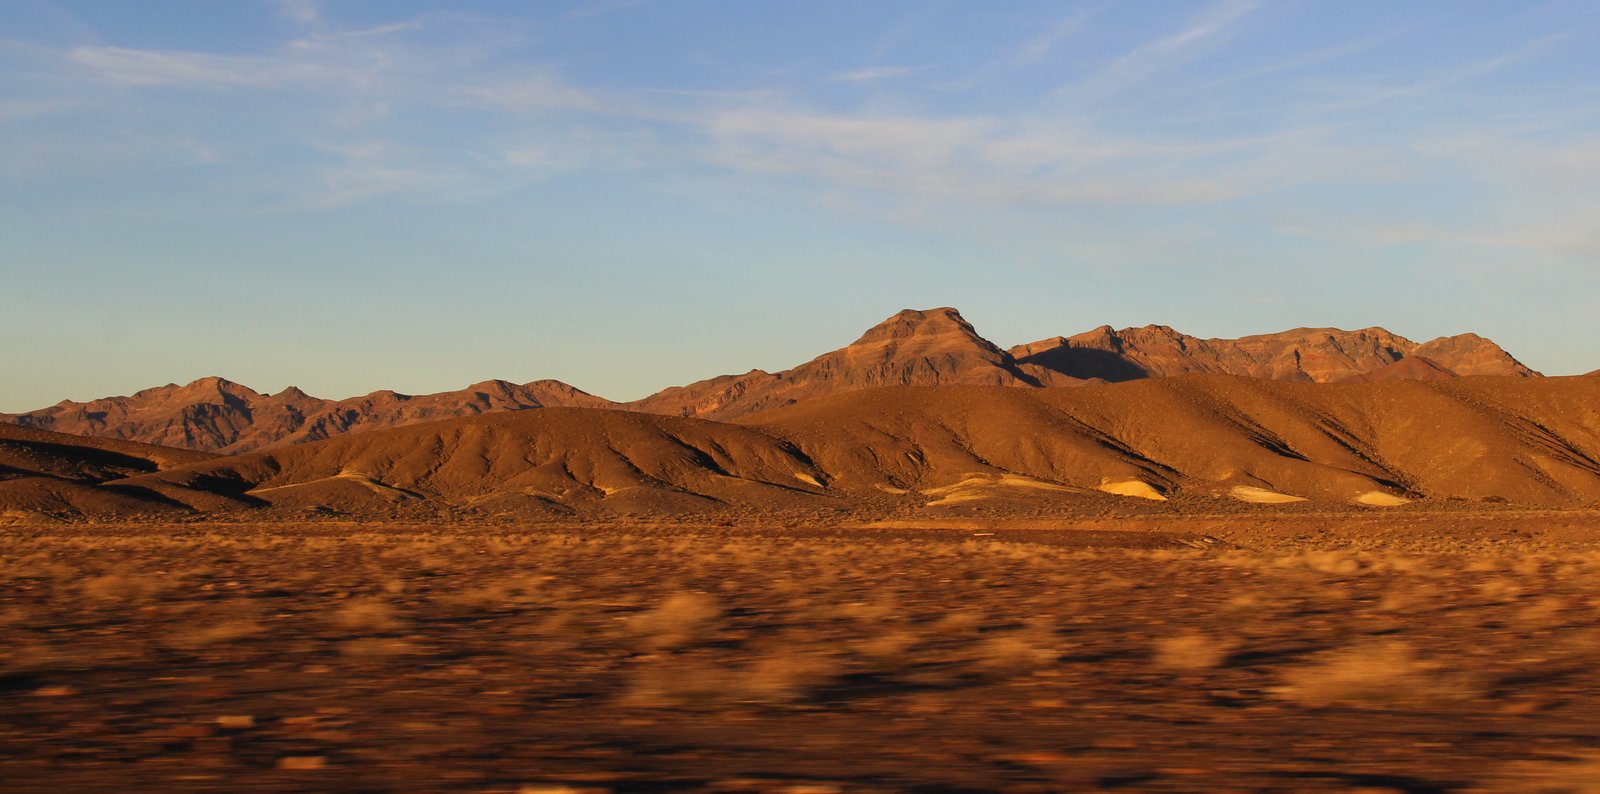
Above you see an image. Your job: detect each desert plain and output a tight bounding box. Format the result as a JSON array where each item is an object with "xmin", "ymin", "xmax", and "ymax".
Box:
[{"xmin": 6, "ymin": 511, "xmax": 1600, "ymax": 793}]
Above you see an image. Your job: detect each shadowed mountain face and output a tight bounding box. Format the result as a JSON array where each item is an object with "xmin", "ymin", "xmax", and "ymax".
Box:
[
  {"xmin": 1347, "ymin": 356, "xmax": 1459, "ymax": 383},
  {"xmin": 0, "ymin": 423, "xmax": 216, "ymax": 519},
  {"xmin": 633, "ymin": 311, "xmax": 1539, "ymax": 420},
  {"xmin": 21, "ymin": 374, "xmax": 1600, "ymax": 521},
  {"xmin": 2, "ymin": 377, "xmax": 613, "ymax": 454},
  {"xmin": 1007, "ymin": 325, "xmax": 1536, "ymax": 384},
  {"xmin": 628, "ymin": 308, "xmax": 1051, "ymax": 421},
  {"xmin": 2, "ymin": 307, "xmax": 1546, "ymax": 452}
]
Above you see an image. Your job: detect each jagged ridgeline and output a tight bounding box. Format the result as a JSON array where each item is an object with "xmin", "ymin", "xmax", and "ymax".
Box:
[
  {"xmin": 1, "ymin": 308, "xmax": 1540, "ymax": 452},
  {"xmin": 6, "ymin": 371, "xmax": 1600, "ymax": 521}
]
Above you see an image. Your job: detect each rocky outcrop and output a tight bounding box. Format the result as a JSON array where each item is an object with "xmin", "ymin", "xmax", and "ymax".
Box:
[
  {"xmin": 4, "ymin": 307, "xmax": 1546, "ymax": 452},
  {"xmin": 1009, "ymin": 325, "xmax": 1535, "ymax": 384},
  {"xmin": 629, "ymin": 308, "xmax": 1045, "ymax": 420},
  {"xmin": 2, "ymin": 377, "xmax": 612, "ymax": 454},
  {"xmin": 1344, "ymin": 356, "xmax": 1458, "ymax": 383}
]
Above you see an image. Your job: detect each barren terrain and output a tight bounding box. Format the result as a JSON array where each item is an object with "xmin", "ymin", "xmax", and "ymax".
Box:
[
  {"xmin": 4, "ymin": 313, "xmax": 1598, "ymax": 791},
  {"xmin": 5, "ymin": 511, "xmax": 1600, "ymax": 792}
]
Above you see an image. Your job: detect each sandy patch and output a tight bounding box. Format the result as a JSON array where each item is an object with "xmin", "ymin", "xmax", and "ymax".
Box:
[
  {"xmin": 793, "ymin": 472, "xmax": 824, "ymax": 488},
  {"xmin": 923, "ymin": 473, "xmax": 1083, "ymax": 507},
  {"xmin": 1354, "ymin": 491, "xmax": 1410, "ymax": 507},
  {"xmin": 1097, "ymin": 479, "xmax": 1168, "ymax": 501},
  {"xmin": 247, "ymin": 472, "xmax": 419, "ymax": 502},
  {"xmin": 1229, "ymin": 485, "xmax": 1307, "ymax": 504}
]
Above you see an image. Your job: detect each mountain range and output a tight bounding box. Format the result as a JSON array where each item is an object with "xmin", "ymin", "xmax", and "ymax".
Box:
[
  {"xmin": 1, "ymin": 307, "xmax": 1544, "ymax": 453},
  {"xmin": 7, "ymin": 373, "xmax": 1600, "ymax": 522}
]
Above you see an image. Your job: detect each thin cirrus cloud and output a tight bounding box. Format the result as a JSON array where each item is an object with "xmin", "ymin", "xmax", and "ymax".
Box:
[
  {"xmin": 7, "ymin": 0, "xmax": 1600, "ymax": 249},
  {"xmin": 67, "ymin": 44, "xmax": 339, "ymax": 87},
  {"xmin": 829, "ymin": 65, "xmax": 922, "ymax": 83}
]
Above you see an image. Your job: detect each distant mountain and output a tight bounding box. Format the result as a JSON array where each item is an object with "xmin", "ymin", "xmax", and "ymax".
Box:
[
  {"xmin": 1, "ymin": 307, "xmax": 1547, "ymax": 452},
  {"xmin": 1, "ymin": 377, "xmax": 612, "ymax": 453},
  {"xmin": 633, "ymin": 310, "xmax": 1539, "ymax": 419},
  {"xmin": 1006, "ymin": 324, "xmax": 1537, "ymax": 384},
  {"xmin": 628, "ymin": 308, "xmax": 1054, "ymax": 421}
]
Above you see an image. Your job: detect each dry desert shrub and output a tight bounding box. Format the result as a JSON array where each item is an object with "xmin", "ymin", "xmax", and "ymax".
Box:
[
  {"xmin": 626, "ymin": 659, "xmax": 728, "ymax": 707},
  {"xmin": 1287, "ymin": 550, "xmax": 1364, "ymax": 576},
  {"xmin": 930, "ymin": 608, "xmax": 982, "ymax": 636},
  {"xmin": 1211, "ymin": 550, "xmax": 1277, "ymax": 571},
  {"xmin": 630, "ymin": 592, "xmax": 720, "ymax": 650},
  {"xmin": 1478, "ymin": 577, "xmax": 1524, "ymax": 602},
  {"xmin": 740, "ymin": 651, "xmax": 840, "ymax": 702},
  {"xmin": 971, "ymin": 630, "xmax": 1058, "ymax": 675},
  {"xmin": 338, "ymin": 637, "xmax": 414, "ymax": 658},
  {"xmin": 433, "ymin": 575, "xmax": 542, "ymax": 614},
  {"xmin": 1375, "ymin": 555, "xmax": 1432, "ymax": 575},
  {"xmin": 832, "ymin": 597, "xmax": 898, "ymax": 624},
  {"xmin": 852, "ymin": 629, "xmax": 920, "ymax": 670},
  {"xmin": 1223, "ymin": 592, "xmax": 1266, "ymax": 612},
  {"xmin": 80, "ymin": 573, "xmax": 164, "ymax": 602},
  {"xmin": 1277, "ymin": 640, "xmax": 1476, "ymax": 708},
  {"xmin": 1465, "ymin": 557, "xmax": 1506, "ymax": 573},
  {"xmin": 627, "ymin": 649, "xmax": 840, "ymax": 707},
  {"xmin": 2, "ymin": 641, "xmax": 64, "ymax": 675},
  {"xmin": 329, "ymin": 597, "xmax": 400, "ymax": 631},
  {"xmin": 1154, "ymin": 630, "xmax": 1233, "ymax": 671},
  {"xmin": 1482, "ymin": 751, "xmax": 1600, "ymax": 793},
  {"xmin": 167, "ymin": 603, "xmax": 266, "ymax": 649},
  {"xmin": 0, "ymin": 605, "xmax": 30, "ymax": 628},
  {"xmin": 1514, "ymin": 595, "xmax": 1567, "ymax": 626},
  {"xmin": 1511, "ymin": 554, "xmax": 1549, "ymax": 577}
]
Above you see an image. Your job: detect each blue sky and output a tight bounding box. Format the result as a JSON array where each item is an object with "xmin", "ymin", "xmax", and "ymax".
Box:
[{"xmin": 3, "ymin": 0, "xmax": 1598, "ymax": 410}]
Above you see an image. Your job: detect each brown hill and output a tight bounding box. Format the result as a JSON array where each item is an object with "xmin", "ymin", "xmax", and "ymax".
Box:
[
  {"xmin": 1412, "ymin": 333, "xmax": 1539, "ymax": 377},
  {"xmin": 124, "ymin": 408, "xmax": 830, "ymax": 517},
  {"xmin": 1344, "ymin": 356, "xmax": 1458, "ymax": 383},
  {"xmin": 1, "ymin": 377, "xmax": 612, "ymax": 454},
  {"xmin": 0, "ymin": 423, "xmax": 215, "ymax": 520},
  {"xmin": 29, "ymin": 375, "xmax": 1592, "ymax": 522},
  {"xmin": 629, "ymin": 308, "xmax": 1053, "ymax": 421},
  {"xmin": 1009, "ymin": 325, "xmax": 1535, "ymax": 383},
  {"xmin": 749, "ymin": 376, "xmax": 1600, "ymax": 507}
]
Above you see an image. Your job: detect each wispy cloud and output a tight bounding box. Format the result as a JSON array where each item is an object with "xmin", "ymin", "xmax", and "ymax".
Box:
[
  {"xmin": 936, "ymin": 6, "xmax": 1099, "ymax": 92},
  {"xmin": 0, "ymin": 98, "xmax": 78, "ymax": 122},
  {"xmin": 1209, "ymin": 29, "xmax": 1405, "ymax": 86},
  {"xmin": 830, "ymin": 65, "xmax": 920, "ymax": 83},
  {"xmin": 10, "ymin": 0, "xmax": 1596, "ymax": 257},
  {"xmin": 1300, "ymin": 33, "xmax": 1573, "ymax": 113},
  {"xmin": 276, "ymin": 0, "xmax": 321, "ymax": 26},
  {"xmin": 65, "ymin": 13, "xmax": 436, "ymax": 92},
  {"xmin": 698, "ymin": 106, "xmax": 1363, "ymax": 211},
  {"xmin": 1010, "ymin": 7, "xmax": 1098, "ymax": 68},
  {"xmin": 68, "ymin": 45, "xmax": 336, "ymax": 87},
  {"xmin": 464, "ymin": 74, "xmax": 599, "ymax": 112},
  {"xmin": 565, "ymin": 0, "xmax": 650, "ymax": 20},
  {"xmin": 1059, "ymin": 0, "xmax": 1262, "ymax": 100}
]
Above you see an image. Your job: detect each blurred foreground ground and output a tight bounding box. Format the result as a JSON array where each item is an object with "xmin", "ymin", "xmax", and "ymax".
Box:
[{"xmin": 4, "ymin": 512, "xmax": 1600, "ymax": 792}]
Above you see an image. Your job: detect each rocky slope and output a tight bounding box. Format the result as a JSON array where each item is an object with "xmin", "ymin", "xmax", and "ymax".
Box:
[
  {"xmin": 628, "ymin": 308, "xmax": 1056, "ymax": 421},
  {"xmin": 2, "ymin": 307, "xmax": 1545, "ymax": 451},
  {"xmin": 1007, "ymin": 325, "xmax": 1536, "ymax": 384},
  {"xmin": 2, "ymin": 377, "xmax": 612, "ymax": 454},
  {"xmin": 0, "ymin": 423, "xmax": 215, "ymax": 519},
  {"xmin": 24, "ymin": 374, "xmax": 1600, "ymax": 520}
]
